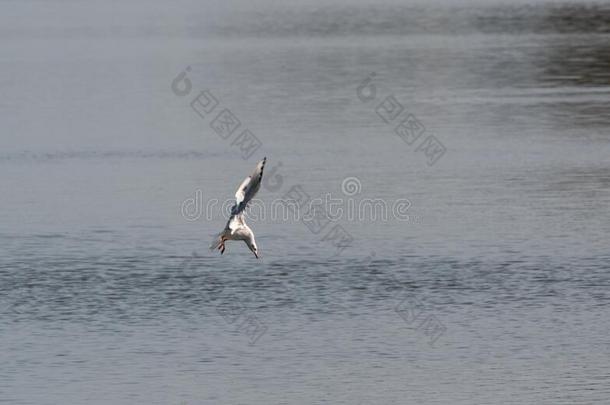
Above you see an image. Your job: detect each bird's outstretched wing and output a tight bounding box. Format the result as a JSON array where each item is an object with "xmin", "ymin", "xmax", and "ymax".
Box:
[{"xmin": 231, "ymin": 157, "xmax": 266, "ymax": 216}]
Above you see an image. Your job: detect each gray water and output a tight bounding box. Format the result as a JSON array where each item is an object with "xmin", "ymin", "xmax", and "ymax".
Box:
[{"xmin": 1, "ymin": 1, "xmax": 610, "ymax": 404}]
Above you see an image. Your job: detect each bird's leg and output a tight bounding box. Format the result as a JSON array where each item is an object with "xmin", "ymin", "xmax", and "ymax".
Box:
[{"xmin": 219, "ymin": 236, "xmax": 226, "ymax": 255}]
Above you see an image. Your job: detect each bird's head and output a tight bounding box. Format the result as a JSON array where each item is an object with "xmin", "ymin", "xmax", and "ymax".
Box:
[{"xmin": 247, "ymin": 240, "xmax": 260, "ymax": 259}]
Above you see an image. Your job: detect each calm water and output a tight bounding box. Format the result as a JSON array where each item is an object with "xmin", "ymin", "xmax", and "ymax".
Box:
[{"xmin": 1, "ymin": 1, "xmax": 610, "ymax": 404}]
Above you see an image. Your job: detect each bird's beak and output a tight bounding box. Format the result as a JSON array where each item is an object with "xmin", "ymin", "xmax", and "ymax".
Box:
[{"xmin": 254, "ymin": 251, "xmax": 259, "ymax": 259}]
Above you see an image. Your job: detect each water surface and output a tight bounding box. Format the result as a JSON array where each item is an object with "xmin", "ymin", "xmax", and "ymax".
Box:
[{"xmin": 1, "ymin": 1, "xmax": 609, "ymax": 404}]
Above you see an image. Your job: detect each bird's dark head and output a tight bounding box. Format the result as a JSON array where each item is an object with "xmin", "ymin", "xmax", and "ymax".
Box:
[{"xmin": 246, "ymin": 239, "xmax": 259, "ymax": 259}]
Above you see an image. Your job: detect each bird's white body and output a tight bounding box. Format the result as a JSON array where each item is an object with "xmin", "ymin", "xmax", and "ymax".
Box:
[
  {"xmin": 219, "ymin": 214, "xmax": 256, "ymax": 247},
  {"xmin": 210, "ymin": 158, "xmax": 266, "ymax": 258}
]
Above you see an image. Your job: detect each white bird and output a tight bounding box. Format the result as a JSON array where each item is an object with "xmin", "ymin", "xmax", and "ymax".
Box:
[{"xmin": 210, "ymin": 157, "xmax": 266, "ymax": 258}]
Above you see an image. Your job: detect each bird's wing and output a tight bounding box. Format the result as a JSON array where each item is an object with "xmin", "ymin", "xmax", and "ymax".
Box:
[
  {"xmin": 230, "ymin": 157, "xmax": 266, "ymax": 216},
  {"xmin": 233, "ymin": 176, "xmax": 251, "ymax": 211}
]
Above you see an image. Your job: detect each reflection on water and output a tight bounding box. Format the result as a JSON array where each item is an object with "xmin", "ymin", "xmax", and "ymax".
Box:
[{"xmin": 1, "ymin": 1, "xmax": 610, "ymax": 404}]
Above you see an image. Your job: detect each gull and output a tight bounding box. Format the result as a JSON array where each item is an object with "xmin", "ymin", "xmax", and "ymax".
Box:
[{"xmin": 210, "ymin": 157, "xmax": 266, "ymax": 259}]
